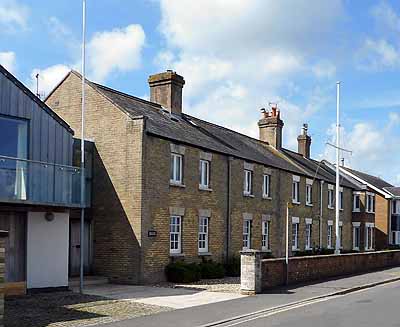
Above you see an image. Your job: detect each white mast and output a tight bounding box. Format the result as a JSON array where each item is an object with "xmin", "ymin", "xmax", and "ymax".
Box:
[
  {"xmin": 335, "ymin": 81, "xmax": 341, "ymax": 255},
  {"xmin": 80, "ymin": 0, "xmax": 87, "ymax": 294}
]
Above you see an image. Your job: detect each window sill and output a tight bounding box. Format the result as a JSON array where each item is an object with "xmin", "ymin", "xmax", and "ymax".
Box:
[
  {"xmin": 328, "ymin": 206, "xmax": 334, "ymax": 210},
  {"xmin": 262, "ymin": 196, "xmax": 272, "ymax": 200},
  {"xmin": 292, "ymin": 201, "xmax": 300, "ymax": 205},
  {"xmin": 170, "ymin": 253, "xmax": 185, "ymax": 258},
  {"xmin": 170, "ymin": 182, "xmax": 186, "ymax": 188},
  {"xmin": 261, "ymin": 249, "xmax": 271, "ymax": 253},
  {"xmin": 199, "ymin": 186, "xmax": 213, "ymax": 192},
  {"xmin": 352, "ymin": 210, "xmax": 361, "ymax": 213},
  {"xmin": 306, "ymin": 203, "xmax": 313, "ymax": 207},
  {"xmin": 353, "ymin": 247, "xmax": 360, "ymax": 251},
  {"xmin": 198, "ymin": 252, "xmax": 212, "ymax": 256},
  {"xmin": 243, "ymin": 193, "xmax": 255, "ymax": 198},
  {"xmin": 305, "ymin": 247, "xmax": 312, "ymax": 251},
  {"xmin": 292, "ymin": 247, "xmax": 299, "ymax": 251}
]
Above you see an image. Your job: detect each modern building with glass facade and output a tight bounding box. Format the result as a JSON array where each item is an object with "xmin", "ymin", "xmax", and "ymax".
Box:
[{"xmin": 0, "ymin": 65, "xmax": 84, "ymax": 294}]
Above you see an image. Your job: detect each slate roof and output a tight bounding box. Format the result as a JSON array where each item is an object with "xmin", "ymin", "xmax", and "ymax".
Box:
[
  {"xmin": 56, "ymin": 73, "xmax": 359, "ymax": 188},
  {"xmin": 384, "ymin": 187, "xmax": 400, "ymax": 198},
  {"xmin": 282, "ymin": 149, "xmax": 359, "ymax": 189},
  {"xmin": 341, "ymin": 167, "xmax": 393, "ymax": 192},
  {"xmin": 91, "ymin": 82, "xmax": 310, "ymax": 176}
]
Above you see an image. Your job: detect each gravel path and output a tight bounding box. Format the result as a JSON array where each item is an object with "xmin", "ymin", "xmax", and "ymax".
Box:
[
  {"xmin": 5, "ymin": 291, "xmax": 172, "ymax": 327},
  {"xmin": 153, "ymin": 277, "xmax": 241, "ymax": 293}
]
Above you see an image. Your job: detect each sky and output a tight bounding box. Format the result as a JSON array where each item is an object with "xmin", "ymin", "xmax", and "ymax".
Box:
[{"xmin": 1, "ymin": 0, "xmax": 400, "ymax": 185}]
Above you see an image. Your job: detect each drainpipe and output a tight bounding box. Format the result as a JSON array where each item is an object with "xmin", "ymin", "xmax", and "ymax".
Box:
[
  {"xmin": 225, "ymin": 156, "xmax": 233, "ymax": 262},
  {"xmin": 320, "ymin": 180, "xmax": 324, "ymax": 248}
]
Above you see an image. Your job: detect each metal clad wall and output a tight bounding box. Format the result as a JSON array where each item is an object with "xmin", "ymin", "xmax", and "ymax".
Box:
[
  {"xmin": 0, "ymin": 72, "xmax": 74, "ymax": 204},
  {"xmin": 0, "ymin": 72, "xmax": 73, "ymax": 165}
]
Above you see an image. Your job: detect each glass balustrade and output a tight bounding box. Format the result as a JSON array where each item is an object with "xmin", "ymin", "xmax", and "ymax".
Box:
[{"xmin": 0, "ymin": 155, "xmax": 86, "ymax": 207}]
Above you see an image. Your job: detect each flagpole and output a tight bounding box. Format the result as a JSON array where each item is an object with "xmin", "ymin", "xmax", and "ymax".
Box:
[
  {"xmin": 80, "ymin": 0, "xmax": 87, "ymax": 294},
  {"xmin": 335, "ymin": 81, "xmax": 341, "ymax": 255}
]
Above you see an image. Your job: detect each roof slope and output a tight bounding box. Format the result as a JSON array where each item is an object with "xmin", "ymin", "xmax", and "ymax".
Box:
[
  {"xmin": 90, "ymin": 82, "xmax": 310, "ymax": 176},
  {"xmin": 342, "ymin": 167, "xmax": 393, "ymax": 192},
  {"xmin": 282, "ymin": 149, "xmax": 359, "ymax": 189},
  {"xmin": 384, "ymin": 187, "xmax": 400, "ymax": 197}
]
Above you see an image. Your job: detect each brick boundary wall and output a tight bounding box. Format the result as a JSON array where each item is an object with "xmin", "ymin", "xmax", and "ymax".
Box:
[
  {"xmin": 241, "ymin": 250, "xmax": 400, "ymax": 294},
  {"xmin": 0, "ymin": 230, "xmax": 8, "ymax": 327}
]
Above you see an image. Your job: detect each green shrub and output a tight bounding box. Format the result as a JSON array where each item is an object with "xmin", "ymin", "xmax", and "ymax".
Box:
[
  {"xmin": 224, "ymin": 256, "xmax": 241, "ymax": 277},
  {"xmin": 199, "ymin": 260, "xmax": 225, "ymax": 279},
  {"xmin": 165, "ymin": 261, "xmax": 201, "ymax": 283}
]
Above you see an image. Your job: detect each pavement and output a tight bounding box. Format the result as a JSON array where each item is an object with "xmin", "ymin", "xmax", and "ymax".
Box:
[
  {"xmin": 100, "ymin": 266, "xmax": 400, "ymax": 327},
  {"xmin": 75, "ymin": 283, "xmax": 246, "ymax": 309}
]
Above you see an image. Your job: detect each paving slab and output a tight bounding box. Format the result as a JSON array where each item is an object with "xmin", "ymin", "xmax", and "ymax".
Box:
[{"xmin": 75, "ymin": 283, "xmax": 246, "ymax": 309}]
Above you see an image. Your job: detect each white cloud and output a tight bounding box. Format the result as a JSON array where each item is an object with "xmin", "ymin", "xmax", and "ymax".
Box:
[
  {"xmin": 357, "ymin": 38, "xmax": 400, "ymax": 71},
  {"xmin": 0, "ymin": 51, "xmax": 16, "ymax": 72},
  {"xmin": 323, "ymin": 114, "xmax": 400, "ymax": 184},
  {"xmin": 157, "ymin": 0, "xmax": 344, "ymax": 149},
  {"xmin": 30, "ymin": 23, "xmax": 146, "ymax": 95},
  {"xmin": 0, "ymin": 0, "xmax": 29, "ymax": 32},
  {"xmin": 30, "ymin": 64, "xmax": 70, "ymax": 97},
  {"xmin": 87, "ymin": 24, "xmax": 146, "ymax": 82},
  {"xmin": 371, "ymin": 1, "xmax": 400, "ymax": 33},
  {"xmin": 312, "ymin": 61, "xmax": 336, "ymax": 79}
]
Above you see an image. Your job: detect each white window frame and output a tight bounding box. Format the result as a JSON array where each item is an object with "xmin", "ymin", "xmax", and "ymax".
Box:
[
  {"xmin": 262, "ymin": 219, "xmax": 270, "ymax": 251},
  {"xmin": 244, "ymin": 170, "xmax": 253, "ymax": 196},
  {"xmin": 353, "ymin": 192, "xmax": 361, "ymax": 212},
  {"xmin": 292, "ymin": 176, "xmax": 300, "ymax": 204},
  {"xmin": 352, "ymin": 222, "xmax": 361, "ymax": 250},
  {"xmin": 199, "ymin": 159, "xmax": 210, "ymax": 189},
  {"xmin": 170, "ymin": 215, "xmax": 182, "ymax": 254},
  {"xmin": 305, "ymin": 219, "xmax": 312, "ymax": 250},
  {"xmin": 366, "ymin": 193, "xmax": 375, "ymax": 213},
  {"xmin": 198, "ymin": 216, "xmax": 209, "ymax": 253},
  {"xmin": 327, "ymin": 221, "xmax": 333, "ymax": 249},
  {"xmin": 292, "ymin": 217, "xmax": 299, "ymax": 250},
  {"xmin": 170, "ymin": 153, "xmax": 183, "ymax": 184},
  {"xmin": 262, "ymin": 174, "xmax": 271, "ymax": 198},
  {"xmin": 306, "ymin": 183, "xmax": 313, "ymax": 206},
  {"xmin": 365, "ymin": 223, "xmax": 374, "ymax": 250},
  {"xmin": 328, "ymin": 185, "xmax": 334, "ymax": 209},
  {"xmin": 243, "ymin": 219, "xmax": 252, "ymax": 249},
  {"xmin": 392, "ymin": 200, "xmax": 400, "ymax": 214}
]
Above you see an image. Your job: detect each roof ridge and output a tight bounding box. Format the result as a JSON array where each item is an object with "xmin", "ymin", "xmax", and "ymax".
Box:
[
  {"xmin": 91, "ymin": 82, "xmax": 162, "ymax": 109},
  {"xmin": 184, "ymin": 113, "xmax": 270, "ymax": 147},
  {"xmin": 343, "ymin": 166, "xmax": 392, "ymax": 185}
]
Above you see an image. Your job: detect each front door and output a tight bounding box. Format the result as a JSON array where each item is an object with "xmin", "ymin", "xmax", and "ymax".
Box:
[{"xmin": 69, "ymin": 220, "xmax": 91, "ymax": 276}]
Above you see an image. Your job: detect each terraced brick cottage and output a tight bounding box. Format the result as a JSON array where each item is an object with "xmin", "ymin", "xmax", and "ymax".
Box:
[
  {"xmin": 46, "ymin": 70, "xmax": 358, "ymax": 283},
  {"xmin": 0, "ymin": 65, "xmax": 84, "ymax": 294},
  {"xmin": 338, "ymin": 167, "xmax": 399, "ymax": 250}
]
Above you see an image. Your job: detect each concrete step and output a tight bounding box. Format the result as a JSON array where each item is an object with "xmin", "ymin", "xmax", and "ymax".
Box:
[{"xmin": 69, "ymin": 276, "xmax": 109, "ymax": 288}]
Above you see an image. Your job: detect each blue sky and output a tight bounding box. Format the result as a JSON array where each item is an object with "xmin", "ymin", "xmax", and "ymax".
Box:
[{"xmin": 1, "ymin": 0, "xmax": 400, "ymax": 184}]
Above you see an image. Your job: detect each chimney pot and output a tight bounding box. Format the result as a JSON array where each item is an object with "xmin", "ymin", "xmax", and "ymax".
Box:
[
  {"xmin": 258, "ymin": 106, "xmax": 284, "ymax": 149},
  {"xmin": 148, "ymin": 70, "xmax": 185, "ymax": 115}
]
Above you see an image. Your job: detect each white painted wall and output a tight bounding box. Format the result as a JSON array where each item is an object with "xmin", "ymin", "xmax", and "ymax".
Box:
[{"xmin": 27, "ymin": 212, "xmax": 69, "ymax": 289}]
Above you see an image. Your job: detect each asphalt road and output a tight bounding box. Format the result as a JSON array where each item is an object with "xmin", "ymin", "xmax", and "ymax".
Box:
[{"xmin": 218, "ymin": 280, "xmax": 400, "ymax": 327}]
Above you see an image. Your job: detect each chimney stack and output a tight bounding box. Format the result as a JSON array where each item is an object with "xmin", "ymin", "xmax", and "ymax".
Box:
[
  {"xmin": 258, "ymin": 104, "xmax": 284, "ymax": 149},
  {"xmin": 148, "ymin": 70, "xmax": 185, "ymax": 115},
  {"xmin": 297, "ymin": 123, "xmax": 312, "ymax": 158}
]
